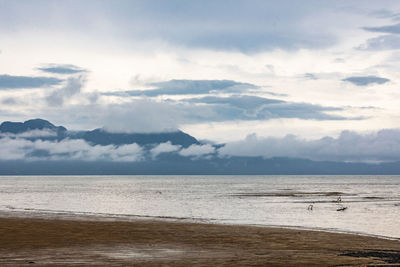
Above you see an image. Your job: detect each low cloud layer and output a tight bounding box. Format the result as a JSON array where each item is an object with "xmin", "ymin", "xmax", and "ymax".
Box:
[
  {"xmin": 0, "ymin": 74, "xmax": 62, "ymax": 89},
  {"xmin": 0, "ymin": 134, "xmax": 216, "ymax": 162},
  {"xmin": 3, "ymin": 126, "xmax": 400, "ymax": 163},
  {"xmin": 219, "ymin": 129, "xmax": 400, "ymax": 162},
  {"xmin": 342, "ymin": 76, "xmax": 390, "ymax": 86},
  {"xmin": 150, "ymin": 141, "xmax": 180, "ymax": 158},
  {"xmin": 179, "ymin": 144, "xmax": 215, "ymax": 158},
  {"xmin": 0, "ymin": 129, "xmax": 57, "ymax": 138},
  {"xmin": 0, "ymin": 137, "xmax": 143, "ymax": 162}
]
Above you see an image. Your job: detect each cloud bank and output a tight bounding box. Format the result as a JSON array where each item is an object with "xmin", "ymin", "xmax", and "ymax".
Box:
[
  {"xmin": 0, "ymin": 129, "xmax": 57, "ymax": 138},
  {"xmin": 219, "ymin": 129, "xmax": 400, "ymax": 162},
  {"xmin": 3, "ymin": 125, "xmax": 400, "ymax": 163},
  {"xmin": 0, "ymin": 137, "xmax": 143, "ymax": 162},
  {"xmin": 0, "ymin": 133, "xmax": 216, "ymax": 162},
  {"xmin": 179, "ymin": 144, "xmax": 215, "ymax": 158},
  {"xmin": 150, "ymin": 141, "xmax": 180, "ymax": 158}
]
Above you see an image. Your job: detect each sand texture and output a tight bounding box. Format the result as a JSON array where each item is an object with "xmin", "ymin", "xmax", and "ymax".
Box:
[{"xmin": 0, "ymin": 215, "xmax": 400, "ymax": 266}]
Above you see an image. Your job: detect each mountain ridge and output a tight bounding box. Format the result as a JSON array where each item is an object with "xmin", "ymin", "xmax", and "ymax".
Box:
[
  {"xmin": 0, "ymin": 119, "xmax": 199, "ymax": 147},
  {"xmin": 3, "ymin": 119, "xmax": 400, "ymax": 175},
  {"xmin": 0, "ymin": 119, "xmax": 66, "ymax": 134}
]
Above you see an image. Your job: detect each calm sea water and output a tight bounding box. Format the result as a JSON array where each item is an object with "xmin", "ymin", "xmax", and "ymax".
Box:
[{"xmin": 0, "ymin": 175, "xmax": 399, "ymax": 239}]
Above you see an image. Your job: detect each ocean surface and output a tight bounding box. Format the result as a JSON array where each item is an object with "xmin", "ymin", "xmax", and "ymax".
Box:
[{"xmin": 0, "ymin": 175, "xmax": 399, "ymax": 239}]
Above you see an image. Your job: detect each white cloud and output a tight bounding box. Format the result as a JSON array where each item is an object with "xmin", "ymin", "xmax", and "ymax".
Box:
[
  {"xmin": 3, "ymin": 128, "xmax": 400, "ymax": 163},
  {"xmin": 0, "ymin": 129, "xmax": 57, "ymax": 138},
  {"xmin": 46, "ymin": 74, "xmax": 87, "ymax": 106},
  {"xmin": 150, "ymin": 141, "xmax": 181, "ymax": 159},
  {"xmin": 179, "ymin": 144, "xmax": 215, "ymax": 158},
  {"xmin": 219, "ymin": 129, "xmax": 400, "ymax": 162},
  {"xmin": 2, "ymin": 1, "xmax": 400, "ymax": 144},
  {"xmin": 0, "ymin": 137, "xmax": 143, "ymax": 162},
  {"xmin": 0, "ymin": 137, "xmax": 31, "ymax": 160}
]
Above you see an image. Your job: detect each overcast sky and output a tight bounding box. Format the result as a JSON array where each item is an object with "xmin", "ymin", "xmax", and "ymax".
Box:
[{"xmin": 1, "ymin": 0, "xmax": 400, "ymax": 144}]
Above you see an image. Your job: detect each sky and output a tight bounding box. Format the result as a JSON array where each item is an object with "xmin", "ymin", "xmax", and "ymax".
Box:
[{"xmin": 1, "ymin": 0, "xmax": 400, "ymax": 158}]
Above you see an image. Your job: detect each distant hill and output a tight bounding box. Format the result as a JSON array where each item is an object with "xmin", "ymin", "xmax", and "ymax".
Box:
[
  {"xmin": 2, "ymin": 119, "xmax": 400, "ymax": 175},
  {"xmin": 0, "ymin": 119, "xmax": 199, "ymax": 147},
  {"xmin": 72, "ymin": 129, "xmax": 198, "ymax": 147},
  {"xmin": 0, "ymin": 119, "xmax": 66, "ymax": 134}
]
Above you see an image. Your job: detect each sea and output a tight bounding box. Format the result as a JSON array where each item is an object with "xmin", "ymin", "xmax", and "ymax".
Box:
[{"xmin": 0, "ymin": 175, "xmax": 399, "ymax": 239}]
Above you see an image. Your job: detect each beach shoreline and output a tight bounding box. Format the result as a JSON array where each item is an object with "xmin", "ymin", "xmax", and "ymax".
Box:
[{"xmin": 0, "ymin": 211, "xmax": 399, "ymax": 266}]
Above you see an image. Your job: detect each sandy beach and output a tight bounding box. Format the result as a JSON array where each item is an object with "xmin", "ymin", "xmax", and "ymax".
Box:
[{"xmin": 0, "ymin": 213, "xmax": 399, "ymax": 266}]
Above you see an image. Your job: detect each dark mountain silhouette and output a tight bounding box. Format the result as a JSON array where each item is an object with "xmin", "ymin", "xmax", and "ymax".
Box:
[
  {"xmin": 0, "ymin": 119, "xmax": 66, "ymax": 134},
  {"xmin": 72, "ymin": 129, "xmax": 198, "ymax": 147},
  {"xmin": 0, "ymin": 119, "xmax": 199, "ymax": 147}
]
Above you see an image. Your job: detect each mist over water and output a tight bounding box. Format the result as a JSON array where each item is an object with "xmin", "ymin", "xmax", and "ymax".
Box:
[{"xmin": 0, "ymin": 175, "xmax": 399, "ymax": 239}]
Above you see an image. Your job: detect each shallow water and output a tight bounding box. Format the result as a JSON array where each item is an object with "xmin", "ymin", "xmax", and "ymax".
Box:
[{"xmin": 0, "ymin": 175, "xmax": 399, "ymax": 238}]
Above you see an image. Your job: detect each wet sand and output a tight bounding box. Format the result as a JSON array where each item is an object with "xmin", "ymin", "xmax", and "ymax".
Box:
[{"xmin": 0, "ymin": 214, "xmax": 400, "ymax": 266}]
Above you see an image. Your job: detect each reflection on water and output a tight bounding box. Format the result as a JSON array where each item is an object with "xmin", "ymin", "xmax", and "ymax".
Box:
[{"xmin": 0, "ymin": 175, "xmax": 399, "ymax": 238}]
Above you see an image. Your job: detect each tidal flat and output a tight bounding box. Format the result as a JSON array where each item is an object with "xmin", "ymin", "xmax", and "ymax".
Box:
[{"xmin": 1, "ymin": 214, "xmax": 400, "ymax": 266}]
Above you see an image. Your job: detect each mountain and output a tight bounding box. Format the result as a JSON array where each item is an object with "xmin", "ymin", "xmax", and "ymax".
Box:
[
  {"xmin": 2, "ymin": 119, "xmax": 400, "ymax": 175},
  {"xmin": 0, "ymin": 119, "xmax": 199, "ymax": 147},
  {"xmin": 0, "ymin": 119, "xmax": 66, "ymax": 134},
  {"xmin": 72, "ymin": 129, "xmax": 198, "ymax": 147}
]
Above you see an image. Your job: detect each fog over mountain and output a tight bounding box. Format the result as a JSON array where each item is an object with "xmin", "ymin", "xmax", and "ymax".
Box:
[{"xmin": 2, "ymin": 119, "xmax": 400, "ymax": 175}]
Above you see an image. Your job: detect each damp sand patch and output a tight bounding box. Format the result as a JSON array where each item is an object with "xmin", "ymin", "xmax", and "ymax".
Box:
[
  {"xmin": 363, "ymin": 196, "xmax": 385, "ymax": 200},
  {"xmin": 340, "ymin": 250, "xmax": 400, "ymax": 264}
]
